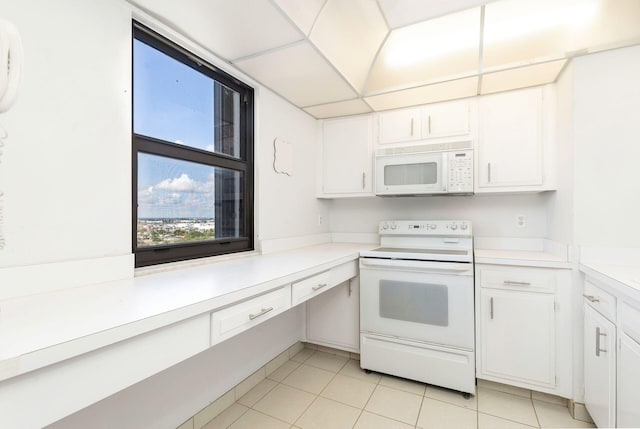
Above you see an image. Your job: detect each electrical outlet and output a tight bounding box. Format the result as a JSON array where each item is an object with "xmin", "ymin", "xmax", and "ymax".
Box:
[
  {"xmin": 317, "ymin": 214, "xmax": 324, "ymax": 226},
  {"xmin": 516, "ymin": 214, "xmax": 526, "ymax": 228}
]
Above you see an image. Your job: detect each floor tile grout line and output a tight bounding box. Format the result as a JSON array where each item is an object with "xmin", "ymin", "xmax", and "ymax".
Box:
[
  {"xmin": 531, "ymin": 396, "xmax": 543, "ymax": 428},
  {"xmin": 415, "ymin": 395, "xmax": 426, "ymax": 428},
  {"xmin": 477, "ymin": 411, "xmax": 539, "ymax": 428}
]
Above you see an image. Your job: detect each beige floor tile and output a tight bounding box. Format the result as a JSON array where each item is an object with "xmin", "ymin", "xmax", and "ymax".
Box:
[
  {"xmin": 282, "ymin": 364, "xmax": 335, "ymax": 395},
  {"xmin": 478, "ymin": 413, "xmax": 538, "ymax": 429},
  {"xmin": 534, "ymin": 400, "xmax": 596, "ymax": 428},
  {"xmin": 304, "ymin": 350, "xmax": 349, "ymax": 373},
  {"xmin": 478, "ymin": 379, "xmax": 531, "ymax": 398},
  {"xmin": 267, "ymin": 360, "xmax": 301, "ymax": 382},
  {"xmin": 202, "ymin": 404, "xmax": 248, "ymax": 429},
  {"xmin": 425, "ymin": 385, "xmax": 477, "ymax": 410},
  {"xmin": 353, "ymin": 411, "xmax": 415, "ymax": 429},
  {"xmin": 365, "ymin": 385, "xmax": 423, "ymax": 425},
  {"xmin": 380, "ymin": 374, "xmax": 426, "ymax": 395},
  {"xmin": 237, "ymin": 379, "xmax": 278, "ymax": 407},
  {"xmin": 477, "ymin": 387, "xmax": 539, "ymax": 427},
  {"xmin": 291, "ymin": 348, "xmax": 315, "ymax": 363},
  {"xmin": 252, "ymin": 384, "xmax": 316, "ymax": 424},
  {"xmin": 339, "ymin": 359, "xmax": 382, "ymax": 384},
  {"xmin": 416, "ymin": 397, "xmax": 478, "ymax": 429},
  {"xmin": 316, "ymin": 345, "xmax": 351, "ymax": 358},
  {"xmin": 295, "ymin": 397, "xmax": 361, "ymax": 429},
  {"xmin": 320, "ymin": 374, "xmax": 376, "ymax": 408},
  {"xmin": 227, "ymin": 409, "xmax": 289, "ymax": 429}
]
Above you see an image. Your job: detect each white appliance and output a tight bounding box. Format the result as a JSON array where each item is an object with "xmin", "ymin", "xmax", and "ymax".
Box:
[
  {"xmin": 375, "ymin": 142, "xmax": 473, "ymax": 196},
  {"xmin": 359, "ymin": 220, "xmax": 475, "ymax": 394}
]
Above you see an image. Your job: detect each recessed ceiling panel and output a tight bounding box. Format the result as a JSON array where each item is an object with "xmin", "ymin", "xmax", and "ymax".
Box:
[
  {"xmin": 304, "ymin": 99, "xmax": 372, "ymax": 119},
  {"xmin": 234, "ymin": 42, "xmax": 357, "ymax": 107},
  {"xmin": 310, "ymin": 0, "xmax": 388, "ymax": 91},
  {"xmin": 365, "ymin": 77, "xmax": 478, "ymax": 111},
  {"xmin": 483, "ymin": 0, "xmax": 640, "ymax": 69},
  {"xmin": 130, "ymin": 0, "xmax": 303, "ymax": 60},
  {"xmin": 367, "ymin": 7, "xmax": 480, "ymax": 94},
  {"xmin": 272, "ymin": 0, "xmax": 327, "ymax": 35},
  {"xmin": 378, "ymin": 0, "xmax": 492, "ymax": 28},
  {"xmin": 481, "ymin": 60, "xmax": 567, "ymax": 94}
]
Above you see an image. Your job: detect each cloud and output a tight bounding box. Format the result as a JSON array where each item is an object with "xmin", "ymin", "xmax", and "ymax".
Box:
[{"xmin": 155, "ymin": 173, "xmax": 197, "ymax": 192}]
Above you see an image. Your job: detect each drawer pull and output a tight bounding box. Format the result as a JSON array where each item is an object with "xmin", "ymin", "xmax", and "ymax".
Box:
[
  {"xmin": 312, "ymin": 283, "xmax": 328, "ymax": 291},
  {"xmin": 596, "ymin": 327, "xmax": 607, "ymax": 356},
  {"xmin": 249, "ymin": 307, "xmax": 274, "ymax": 321},
  {"xmin": 490, "ymin": 297, "xmax": 494, "ymax": 320},
  {"xmin": 504, "ymin": 280, "xmax": 531, "ymax": 286},
  {"xmin": 583, "ymin": 294, "xmax": 600, "ymax": 303}
]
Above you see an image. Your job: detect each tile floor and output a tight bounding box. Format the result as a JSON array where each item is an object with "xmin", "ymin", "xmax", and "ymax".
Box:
[{"xmin": 201, "ymin": 348, "xmax": 595, "ymax": 429}]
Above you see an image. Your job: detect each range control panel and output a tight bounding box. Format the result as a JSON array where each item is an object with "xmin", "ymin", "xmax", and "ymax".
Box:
[{"xmin": 379, "ymin": 220, "xmax": 472, "ymax": 236}]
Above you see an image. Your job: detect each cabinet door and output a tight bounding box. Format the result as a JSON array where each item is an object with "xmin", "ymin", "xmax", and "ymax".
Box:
[
  {"xmin": 480, "ymin": 289, "xmax": 555, "ymax": 386},
  {"xmin": 477, "ymin": 87, "xmax": 543, "ymax": 189},
  {"xmin": 307, "ymin": 278, "xmax": 359, "ymax": 352},
  {"xmin": 617, "ymin": 333, "xmax": 640, "ymax": 428},
  {"xmin": 378, "ymin": 108, "xmax": 421, "ymax": 144},
  {"xmin": 424, "ymin": 101, "xmax": 470, "ymax": 139},
  {"xmin": 322, "ymin": 116, "xmax": 373, "ymax": 195},
  {"xmin": 584, "ymin": 304, "xmax": 616, "ymax": 429}
]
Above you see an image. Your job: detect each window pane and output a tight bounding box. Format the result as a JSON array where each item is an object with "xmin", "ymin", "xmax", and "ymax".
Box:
[
  {"xmin": 133, "ymin": 40, "xmax": 241, "ymax": 158},
  {"xmin": 137, "ymin": 153, "xmax": 243, "ymax": 247}
]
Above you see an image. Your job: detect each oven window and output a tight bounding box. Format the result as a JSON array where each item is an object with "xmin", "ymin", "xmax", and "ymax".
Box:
[
  {"xmin": 384, "ymin": 162, "xmax": 438, "ymax": 186},
  {"xmin": 379, "ymin": 280, "xmax": 449, "ymax": 326}
]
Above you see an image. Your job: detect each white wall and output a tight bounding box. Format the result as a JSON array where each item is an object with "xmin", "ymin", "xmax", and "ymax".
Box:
[
  {"xmin": 329, "ymin": 194, "xmax": 549, "ymax": 238},
  {"xmin": 572, "ymin": 45, "xmax": 640, "ymax": 247}
]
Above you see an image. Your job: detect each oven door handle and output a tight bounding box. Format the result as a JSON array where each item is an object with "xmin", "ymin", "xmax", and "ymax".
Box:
[{"xmin": 359, "ymin": 258, "xmax": 473, "ymax": 275}]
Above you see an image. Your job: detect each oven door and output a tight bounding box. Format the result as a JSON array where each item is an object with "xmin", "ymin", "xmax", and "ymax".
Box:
[
  {"xmin": 359, "ymin": 258, "xmax": 474, "ymax": 350},
  {"xmin": 375, "ymin": 152, "xmax": 446, "ymax": 195}
]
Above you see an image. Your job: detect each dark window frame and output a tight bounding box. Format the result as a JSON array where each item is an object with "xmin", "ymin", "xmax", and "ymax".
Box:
[{"xmin": 132, "ymin": 22, "xmax": 254, "ymax": 267}]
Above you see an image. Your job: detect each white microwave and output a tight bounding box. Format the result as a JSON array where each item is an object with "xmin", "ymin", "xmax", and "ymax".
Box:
[{"xmin": 375, "ymin": 142, "xmax": 473, "ymax": 196}]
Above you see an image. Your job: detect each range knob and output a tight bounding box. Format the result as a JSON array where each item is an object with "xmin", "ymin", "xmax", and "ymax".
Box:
[
  {"xmin": 461, "ymin": 224, "xmax": 468, "ymax": 230},
  {"xmin": 429, "ymin": 224, "xmax": 437, "ymax": 230},
  {"xmin": 390, "ymin": 223, "xmax": 397, "ymax": 230},
  {"xmin": 381, "ymin": 222, "xmax": 389, "ymax": 230},
  {"xmin": 451, "ymin": 224, "xmax": 458, "ymax": 230}
]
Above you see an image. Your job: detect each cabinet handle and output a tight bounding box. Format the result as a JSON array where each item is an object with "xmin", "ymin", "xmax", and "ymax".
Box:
[
  {"xmin": 504, "ymin": 280, "xmax": 531, "ymax": 286},
  {"xmin": 428, "ymin": 115, "xmax": 432, "ymax": 134},
  {"xmin": 583, "ymin": 294, "xmax": 600, "ymax": 303},
  {"xmin": 410, "ymin": 118, "xmax": 414, "ymax": 136},
  {"xmin": 362, "ymin": 172, "xmax": 366, "ymax": 190},
  {"xmin": 596, "ymin": 327, "xmax": 607, "ymax": 356},
  {"xmin": 348, "ymin": 279, "xmax": 353, "ymax": 297},
  {"xmin": 490, "ymin": 297, "xmax": 494, "ymax": 320},
  {"xmin": 249, "ymin": 307, "xmax": 274, "ymax": 320},
  {"xmin": 312, "ymin": 283, "xmax": 327, "ymax": 291},
  {"xmin": 488, "ymin": 162, "xmax": 492, "ymax": 183}
]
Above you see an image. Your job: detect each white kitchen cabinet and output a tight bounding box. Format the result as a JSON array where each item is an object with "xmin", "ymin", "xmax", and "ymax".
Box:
[
  {"xmin": 307, "ymin": 277, "xmax": 360, "ymax": 353},
  {"xmin": 584, "ymin": 303, "xmax": 616, "ymax": 429},
  {"xmin": 617, "ymin": 333, "xmax": 640, "ymax": 428},
  {"xmin": 477, "ymin": 86, "xmax": 554, "ymax": 193},
  {"xmin": 377, "ymin": 101, "xmax": 471, "ymax": 145},
  {"xmin": 476, "ymin": 264, "xmax": 572, "ymax": 397},
  {"xmin": 479, "ymin": 288, "xmax": 556, "ymax": 386},
  {"xmin": 320, "ymin": 115, "xmax": 373, "ymax": 197}
]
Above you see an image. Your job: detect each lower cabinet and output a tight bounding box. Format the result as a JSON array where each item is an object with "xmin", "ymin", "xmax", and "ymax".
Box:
[
  {"xmin": 617, "ymin": 333, "xmax": 640, "ymax": 427},
  {"xmin": 475, "ymin": 264, "xmax": 572, "ymax": 397},
  {"xmin": 583, "ymin": 303, "xmax": 616, "ymax": 428},
  {"xmin": 306, "ymin": 277, "xmax": 360, "ymax": 353}
]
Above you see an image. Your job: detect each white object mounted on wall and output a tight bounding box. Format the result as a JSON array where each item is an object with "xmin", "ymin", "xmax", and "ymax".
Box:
[
  {"xmin": 0, "ymin": 19, "xmax": 24, "ymax": 113},
  {"xmin": 273, "ymin": 138, "xmax": 293, "ymax": 176}
]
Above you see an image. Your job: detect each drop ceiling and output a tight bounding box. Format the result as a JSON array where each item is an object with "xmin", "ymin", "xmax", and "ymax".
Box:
[{"xmin": 129, "ymin": 0, "xmax": 640, "ymax": 118}]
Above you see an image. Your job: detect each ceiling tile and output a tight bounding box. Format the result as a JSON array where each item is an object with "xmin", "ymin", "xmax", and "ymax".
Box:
[
  {"xmin": 483, "ymin": 0, "xmax": 640, "ymax": 69},
  {"xmin": 272, "ymin": 0, "xmax": 326, "ymax": 36},
  {"xmin": 481, "ymin": 60, "xmax": 567, "ymax": 94},
  {"xmin": 234, "ymin": 42, "xmax": 357, "ymax": 107},
  {"xmin": 310, "ymin": 0, "xmax": 388, "ymax": 92},
  {"xmin": 367, "ymin": 7, "xmax": 480, "ymax": 93},
  {"xmin": 130, "ymin": 0, "xmax": 303, "ymax": 60},
  {"xmin": 365, "ymin": 77, "xmax": 478, "ymax": 111},
  {"xmin": 378, "ymin": 0, "xmax": 492, "ymax": 29},
  {"xmin": 304, "ymin": 99, "xmax": 372, "ymax": 119}
]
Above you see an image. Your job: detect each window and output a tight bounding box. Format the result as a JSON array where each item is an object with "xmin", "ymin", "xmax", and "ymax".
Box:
[{"xmin": 132, "ymin": 23, "xmax": 254, "ymax": 267}]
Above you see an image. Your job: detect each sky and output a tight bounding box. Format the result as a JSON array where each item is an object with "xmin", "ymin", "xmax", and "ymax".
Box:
[{"xmin": 134, "ymin": 39, "xmax": 235, "ymax": 219}]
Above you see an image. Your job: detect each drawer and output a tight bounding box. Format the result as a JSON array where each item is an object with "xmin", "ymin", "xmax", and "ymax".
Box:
[
  {"xmin": 477, "ymin": 266, "xmax": 556, "ymax": 293},
  {"xmin": 292, "ymin": 261, "xmax": 358, "ymax": 306},
  {"xmin": 583, "ymin": 280, "xmax": 616, "ymax": 321},
  {"xmin": 211, "ymin": 286, "xmax": 291, "ymax": 345},
  {"xmin": 621, "ymin": 301, "xmax": 640, "ymax": 345}
]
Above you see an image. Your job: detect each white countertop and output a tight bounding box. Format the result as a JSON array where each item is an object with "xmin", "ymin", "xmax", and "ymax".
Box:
[
  {"xmin": 0, "ymin": 243, "xmax": 372, "ymax": 381},
  {"xmin": 580, "ymin": 262, "xmax": 640, "ymax": 303},
  {"xmin": 474, "ymin": 248, "xmax": 572, "ymax": 269}
]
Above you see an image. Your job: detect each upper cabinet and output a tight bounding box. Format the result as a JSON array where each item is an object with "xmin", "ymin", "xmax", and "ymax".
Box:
[
  {"xmin": 377, "ymin": 100, "xmax": 472, "ymax": 145},
  {"xmin": 476, "ymin": 86, "xmax": 556, "ymax": 193},
  {"xmin": 319, "ymin": 115, "xmax": 374, "ymax": 197}
]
